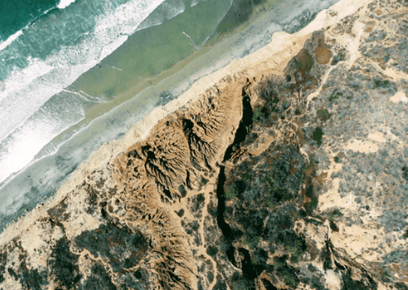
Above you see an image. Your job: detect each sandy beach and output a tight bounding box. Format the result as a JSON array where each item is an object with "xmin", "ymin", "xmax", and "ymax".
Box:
[{"xmin": 0, "ymin": 0, "xmax": 338, "ymax": 231}]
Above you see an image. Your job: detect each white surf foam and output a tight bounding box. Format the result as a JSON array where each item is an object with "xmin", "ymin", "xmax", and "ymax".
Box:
[
  {"xmin": 0, "ymin": 92, "xmax": 85, "ymax": 183},
  {"xmin": 0, "ymin": 30, "xmax": 23, "ymax": 52},
  {"xmin": 57, "ymin": 0, "xmax": 77, "ymax": 9},
  {"xmin": 190, "ymin": 0, "xmax": 200, "ymax": 7},
  {"xmin": 0, "ymin": 0, "xmax": 166, "ymax": 183}
]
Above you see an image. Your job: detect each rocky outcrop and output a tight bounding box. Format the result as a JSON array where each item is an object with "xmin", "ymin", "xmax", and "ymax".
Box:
[{"xmin": 1, "ymin": 0, "xmax": 408, "ymax": 289}]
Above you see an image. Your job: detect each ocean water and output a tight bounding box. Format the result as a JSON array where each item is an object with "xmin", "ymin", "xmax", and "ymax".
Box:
[{"xmin": 0, "ymin": 0, "xmax": 340, "ymax": 231}]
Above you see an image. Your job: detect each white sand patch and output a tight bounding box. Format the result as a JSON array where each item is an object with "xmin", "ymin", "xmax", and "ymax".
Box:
[
  {"xmin": 384, "ymin": 67, "xmax": 408, "ymax": 81},
  {"xmin": 331, "ymin": 224, "xmax": 384, "ymax": 260},
  {"xmin": 325, "ymin": 270, "xmax": 342, "ymax": 290},
  {"xmin": 62, "ymin": 189, "xmax": 103, "ymax": 238},
  {"xmin": 345, "ymin": 139, "xmax": 379, "ymax": 153},
  {"xmin": 20, "ymin": 222, "xmax": 64, "ymax": 268},
  {"xmin": 390, "ymin": 91, "xmax": 408, "ymax": 103},
  {"xmin": 368, "ymin": 132, "xmax": 386, "ymax": 143},
  {"xmin": 318, "ymin": 178, "xmax": 359, "ymax": 212}
]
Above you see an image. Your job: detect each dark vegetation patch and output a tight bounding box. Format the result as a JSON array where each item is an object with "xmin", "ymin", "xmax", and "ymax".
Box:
[
  {"xmin": 182, "ymin": 219, "xmax": 199, "ymax": 235},
  {"xmin": 15, "ymin": 251, "xmax": 48, "ymax": 290},
  {"xmin": 207, "ymin": 246, "xmax": 218, "ymax": 257},
  {"xmin": 372, "ymin": 76, "xmax": 391, "ymax": 89},
  {"xmin": 47, "ymin": 197, "xmax": 70, "ymax": 221},
  {"xmin": 80, "ymin": 263, "xmax": 116, "ymax": 290},
  {"xmin": 317, "ymin": 109, "xmax": 331, "ymax": 122},
  {"xmin": 313, "ymin": 127, "xmax": 324, "ymax": 144},
  {"xmin": 341, "ymin": 269, "xmax": 377, "ymax": 290},
  {"xmin": 293, "ymin": 49, "xmax": 314, "ymax": 73},
  {"xmin": 219, "ymin": 141, "xmax": 310, "ymax": 287},
  {"xmin": 189, "ymin": 194, "xmax": 205, "ymax": 217},
  {"xmin": 330, "ymin": 220, "xmax": 339, "ymax": 232},
  {"xmin": 273, "ymin": 256, "xmax": 300, "ymax": 288},
  {"xmin": 252, "ymin": 79, "xmax": 286, "ymax": 128},
  {"xmin": 176, "ymin": 209, "xmax": 185, "ymax": 217},
  {"xmin": 328, "ymin": 209, "xmax": 343, "ymax": 223},
  {"xmin": 49, "ymin": 237, "xmax": 82, "ymax": 289},
  {"xmin": 331, "ymin": 51, "xmax": 346, "ymax": 65},
  {"xmin": 74, "ymin": 224, "xmax": 149, "ymax": 272},
  {"xmin": 228, "ymin": 271, "xmax": 256, "ymax": 290},
  {"xmin": 329, "ymin": 89, "xmax": 343, "ymax": 101},
  {"xmin": 0, "ymin": 251, "xmax": 6, "ymax": 283},
  {"xmin": 21, "ymin": 269, "xmax": 46, "ymax": 290},
  {"xmin": 85, "ymin": 185, "xmax": 99, "ymax": 215},
  {"xmin": 7, "ymin": 267, "xmax": 18, "ymax": 280},
  {"xmin": 212, "ymin": 275, "xmax": 228, "ymax": 290},
  {"xmin": 178, "ymin": 185, "xmax": 187, "ymax": 197},
  {"xmin": 395, "ymin": 282, "xmax": 408, "ymax": 290},
  {"xmin": 402, "ymin": 166, "xmax": 408, "ymax": 181},
  {"xmin": 225, "ymin": 144, "xmax": 306, "ymax": 208},
  {"xmin": 262, "ymin": 279, "xmax": 278, "ymax": 290}
]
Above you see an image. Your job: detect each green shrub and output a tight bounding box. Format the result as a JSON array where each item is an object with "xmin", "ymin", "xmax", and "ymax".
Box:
[
  {"xmin": 373, "ymin": 78, "xmax": 390, "ymax": 88},
  {"xmin": 329, "ymin": 209, "xmax": 343, "ymax": 221},
  {"xmin": 313, "ymin": 127, "xmax": 324, "ymax": 144},
  {"xmin": 310, "ymin": 197, "xmax": 318, "ymax": 210},
  {"xmin": 329, "ymin": 90, "xmax": 343, "ymax": 101},
  {"xmin": 294, "ymin": 50, "xmax": 314, "ymax": 72},
  {"xmin": 243, "ymin": 234, "xmax": 259, "ymax": 250},
  {"xmin": 287, "ymin": 239, "xmax": 305, "ymax": 262},
  {"xmin": 225, "ymin": 185, "xmax": 237, "ymax": 200},
  {"xmin": 253, "ymin": 107, "xmax": 265, "ymax": 122},
  {"xmin": 206, "ymin": 246, "xmax": 218, "ymax": 257},
  {"xmin": 317, "ymin": 109, "xmax": 331, "ymax": 121}
]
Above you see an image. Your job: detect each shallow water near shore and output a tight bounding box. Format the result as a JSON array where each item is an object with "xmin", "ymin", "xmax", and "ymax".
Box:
[{"xmin": 0, "ymin": 0, "xmax": 339, "ymax": 232}]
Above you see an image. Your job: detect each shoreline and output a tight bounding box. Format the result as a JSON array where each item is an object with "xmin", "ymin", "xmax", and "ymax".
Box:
[
  {"xmin": 0, "ymin": 0, "xmax": 368, "ymax": 243},
  {"xmin": 0, "ymin": 0, "xmax": 340, "ymax": 230}
]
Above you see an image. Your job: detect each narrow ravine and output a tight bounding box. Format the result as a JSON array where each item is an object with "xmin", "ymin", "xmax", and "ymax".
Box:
[{"xmin": 215, "ymin": 85, "xmax": 261, "ymax": 288}]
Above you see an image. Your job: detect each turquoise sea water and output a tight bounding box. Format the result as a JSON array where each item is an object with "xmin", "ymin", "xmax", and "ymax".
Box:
[{"xmin": 0, "ymin": 0, "xmax": 339, "ymax": 231}]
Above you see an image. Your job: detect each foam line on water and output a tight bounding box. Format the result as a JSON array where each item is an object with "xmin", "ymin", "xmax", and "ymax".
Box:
[
  {"xmin": 0, "ymin": 0, "xmax": 165, "ymax": 141},
  {"xmin": 135, "ymin": 0, "xmax": 186, "ymax": 32},
  {"xmin": 0, "ymin": 31, "xmax": 24, "ymax": 52}
]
